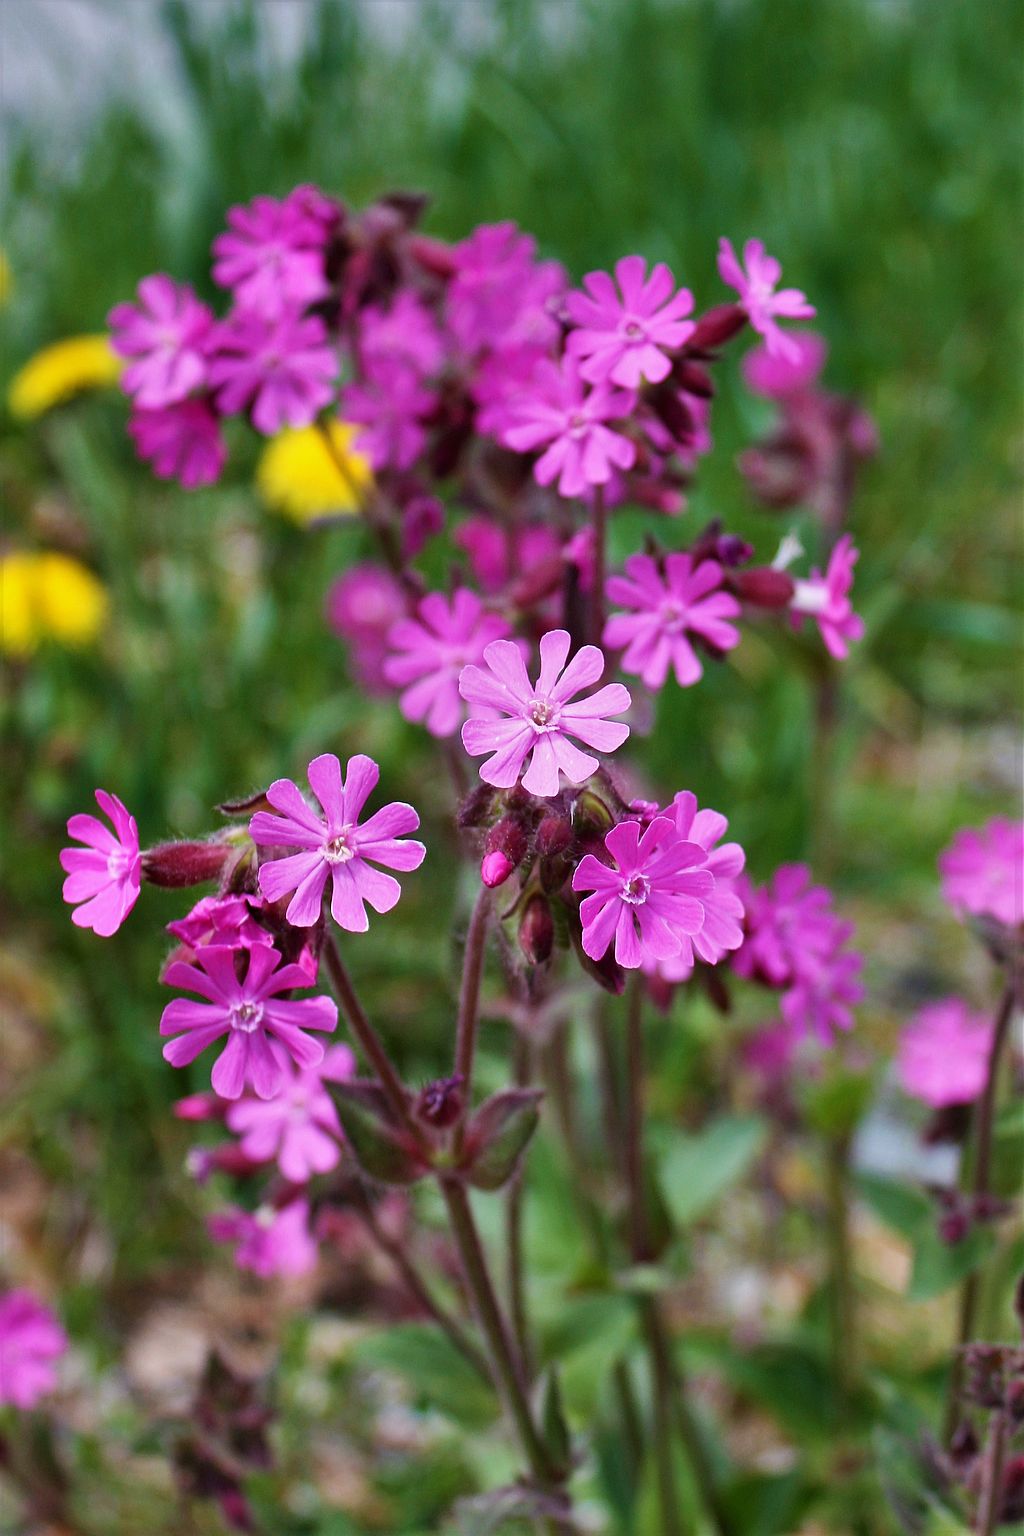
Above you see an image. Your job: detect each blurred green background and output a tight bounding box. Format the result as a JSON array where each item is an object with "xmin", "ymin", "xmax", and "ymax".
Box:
[{"xmin": 0, "ymin": 0, "xmax": 1021, "ymax": 1527}]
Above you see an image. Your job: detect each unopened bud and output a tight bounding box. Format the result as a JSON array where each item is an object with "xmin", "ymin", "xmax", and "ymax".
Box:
[
  {"xmin": 174, "ymin": 1093, "xmax": 226, "ymax": 1123},
  {"xmin": 142, "ymin": 840, "xmax": 233, "ymax": 888},
  {"xmin": 482, "ymin": 816, "xmax": 528, "ymax": 886},
  {"xmin": 481, "ymin": 850, "xmax": 515, "ymax": 888},
  {"xmin": 519, "ymin": 894, "xmax": 554, "ymax": 965},
  {"xmin": 688, "ymin": 303, "xmax": 748, "ymax": 350},
  {"xmin": 938, "ymin": 1209, "xmax": 970, "ymax": 1246},
  {"xmin": 536, "ymin": 816, "xmax": 572, "ymax": 858},
  {"xmin": 572, "ymin": 790, "xmax": 615, "ymax": 840},
  {"xmin": 731, "ymin": 567, "xmax": 797, "ymax": 609},
  {"xmin": 415, "ymin": 1074, "xmax": 464, "ymax": 1129},
  {"xmin": 458, "ymin": 785, "xmax": 494, "ymax": 829},
  {"xmin": 674, "ymin": 360, "xmax": 715, "ymax": 399}
]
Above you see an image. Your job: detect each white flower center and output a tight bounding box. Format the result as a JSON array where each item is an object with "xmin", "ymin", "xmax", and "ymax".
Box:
[
  {"xmin": 623, "ymin": 319, "xmax": 644, "ymax": 340},
  {"xmin": 107, "ymin": 847, "xmax": 133, "ymax": 882},
  {"xmin": 659, "ymin": 599, "xmax": 688, "ymax": 633},
  {"xmin": 530, "ymin": 698, "xmax": 559, "ymax": 731},
  {"xmin": 231, "ymin": 1001, "xmax": 265, "ymax": 1034},
  {"xmin": 324, "ymin": 828, "xmax": 356, "ymax": 864},
  {"xmin": 620, "ymin": 873, "xmax": 651, "ymax": 906}
]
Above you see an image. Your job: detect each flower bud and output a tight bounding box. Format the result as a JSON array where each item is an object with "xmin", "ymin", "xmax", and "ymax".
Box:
[
  {"xmin": 458, "ymin": 784, "xmax": 494, "ymax": 829},
  {"xmin": 731, "ymin": 567, "xmax": 797, "ymax": 609},
  {"xmin": 572, "ymin": 789, "xmax": 615, "ymax": 841},
  {"xmin": 536, "ymin": 816, "xmax": 572, "ymax": 858},
  {"xmin": 142, "ymin": 840, "xmax": 233, "ymax": 889},
  {"xmin": 688, "ymin": 303, "xmax": 748, "ymax": 350},
  {"xmin": 481, "ymin": 850, "xmax": 515, "ymax": 888},
  {"xmin": 481, "ymin": 816, "xmax": 529, "ymax": 887},
  {"xmin": 519, "ymin": 894, "xmax": 554, "ymax": 965},
  {"xmin": 673, "ymin": 360, "xmax": 715, "ymax": 399},
  {"xmin": 415, "ymin": 1074, "xmax": 464, "ymax": 1129},
  {"xmin": 174, "ymin": 1092, "xmax": 226, "ymax": 1123}
]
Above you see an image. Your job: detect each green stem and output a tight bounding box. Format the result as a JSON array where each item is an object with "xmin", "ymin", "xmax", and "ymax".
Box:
[
  {"xmin": 975, "ymin": 1409, "xmax": 1008, "ymax": 1536},
  {"xmin": 322, "ymin": 931, "xmax": 419, "ymax": 1140},
  {"xmin": 506, "ymin": 1028, "xmax": 533, "ymax": 1377}
]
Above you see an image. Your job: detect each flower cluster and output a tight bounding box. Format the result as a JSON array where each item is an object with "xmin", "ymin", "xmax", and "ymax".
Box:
[
  {"xmin": 939, "ymin": 818, "xmax": 1024, "ymax": 932},
  {"xmin": 0, "ymin": 1290, "xmax": 67, "ymax": 1410}
]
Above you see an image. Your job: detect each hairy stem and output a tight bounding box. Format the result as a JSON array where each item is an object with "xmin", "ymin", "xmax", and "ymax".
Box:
[
  {"xmin": 946, "ymin": 979, "xmax": 1020, "ymax": 1439},
  {"xmin": 350, "ymin": 1181, "xmax": 490, "ymax": 1382},
  {"xmin": 452, "ymin": 886, "xmax": 491, "ymax": 1152},
  {"xmin": 506, "ymin": 1028, "xmax": 533, "ymax": 1376},
  {"xmin": 589, "ymin": 484, "xmax": 607, "ymax": 649},
  {"xmin": 322, "ymin": 931, "xmax": 418, "ymax": 1139}
]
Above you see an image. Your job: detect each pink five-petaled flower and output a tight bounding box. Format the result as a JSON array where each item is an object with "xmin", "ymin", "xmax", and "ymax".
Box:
[
  {"xmin": 459, "ymin": 629, "xmax": 631, "ymax": 798},
  {"xmin": 897, "ymin": 999, "xmax": 994, "ymax": 1109},
  {"xmin": 128, "ymin": 399, "xmax": 227, "ymax": 488},
  {"xmin": 207, "ymin": 309, "xmax": 338, "ymax": 435},
  {"xmin": 159, "ymin": 944, "xmax": 338, "ymax": 1101},
  {"xmin": 0, "ymin": 1291, "xmax": 67, "ymax": 1410},
  {"xmin": 249, "ymin": 753, "xmax": 425, "ymax": 932},
  {"xmin": 656, "ymin": 792, "xmax": 746, "ymax": 980},
  {"xmin": 226, "ymin": 1043, "xmax": 355, "ymax": 1182},
  {"xmin": 60, "ymin": 789, "xmax": 142, "ymax": 937},
  {"xmin": 383, "ymin": 589, "xmax": 511, "ymax": 738},
  {"xmin": 211, "ymin": 189, "xmax": 335, "ymax": 316},
  {"xmin": 717, "ymin": 238, "xmax": 815, "ymax": 362},
  {"xmin": 499, "ymin": 356, "xmax": 636, "ymax": 499},
  {"xmin": 789, "ymin": 534, "xmax": 865, "ymax": 660},
  {"xmin": 566, "ymin": 255, "xmax": 695, "ymax": 389},
  {"xmin": 208, "ymin": 1198, "xmax": 318, "ymax": 1278},
  {"xmin": 109, "ymin": 274, "xmax": 215, "ymax": 408},
  {"xmin": 939, "ymin": 819, "xmax": 1024, "ymax": 930},
  {"xmin": 572, "ymin": 817, "xmax": 714, "ymax": 970},
  {"xmin": 604, "ymin": 553, "xmax": 742, "ymax": 689}
]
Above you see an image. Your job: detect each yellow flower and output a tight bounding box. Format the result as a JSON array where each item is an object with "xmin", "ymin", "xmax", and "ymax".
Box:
[
  {"xmin": 256, "ymin": 420, "xmax": 373, "ymax": 525},
  {"xmin": 1, "ymin": 550, "xmax": 109, "ymax": 657},
  {"xmin": 8, "ymin": 335, "xmax": 122, "ymax": 420}
]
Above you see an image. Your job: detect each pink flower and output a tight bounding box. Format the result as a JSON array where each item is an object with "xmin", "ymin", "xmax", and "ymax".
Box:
[
  {"xmin": 360, "ymin": 292, "xmax": 444, "ymax": 376},
  {"xmin": 939, "ymin": 819, "xmax": 1024, "ymax": 929},
  {"xmin": 109, "ymin": 275, "xmax": 214, "ymax": 408},
  {"xmin": 655, "ymin": 792, "xmax": 746, "ymax": 980},
  {"xmin": 128, "ymin": 399, "xmax": 227, "ymax": 488},
  {"xmin": 208, "ymin": 310, "xmax": 338, "ymax": 435},
  {"xmin": 208, "ymin": 1198, "xmax": 318, "ymax": 1278},
  {"xmin": 604, "ymin": 553, "xmax": 742, "ymax": 689},
  {"xmin": 742, "ymin": 332, "xmax": 827, "ymax": 399},
  {"xmin": 0, "ymin": 1291, "xmax": 67, "ymax": 1410},
  {"xmin": 226, "ymin": 1043, "xmax": 355, "ymax": 1182},
  {"xmin": 324, "ymin": 563, "xmax": 406, "ymax": 694},
  {"xmin": 159, "ymin": 944, "xmax": 338, "ymax": 1100},
  {"xmin": 60, "ymin": 789, "xmax": 141, "ymax": 937},
  {"xmin": 453, "ymin": 518, "xmax": 562, "ymax": 595},
  {"xmin": 341, "ymin": 360, "xmax": 434, "ymax": 471},
  {"xmin": 573, "ymin": 816, "xmax": 714, "ymax": 969},
  {"xmin": 566, "ymin": 255, "xmax": 695, "ymax": 388},
  {"xmin": 897, "ymin": 999, "xmax": 994, "ymax": 1108},
  {"xmin": 500, "ymin": 357, "xmax": 636, "ymax": 498},
  {"xmin": 735, "ymin": 864, "xmax": 864, "ymax": 1042},
  {"xmin": 718, "ymin": 238, "xmax": 815, "ymax": 361},
  {"xmin": 447, "ymin": 222, "xmax": 563, "ymax": 355},
  {"xmin": 212, "ymin": 189, "xmax": 335, "ymax": 316},
  {"xmin": 166, "ymin": 895, "xmax": 273, "ymax": 953},
  {"xmin": 790, "ymin": 534, "xmax": 865, "ymax": 659},
  {"xmin": 383, "ymin": 589, "xmax": 511, "ymax": 738},
  {"xmin": 459, "ymin": 629, "xmax": 631, "ymax": 797},
  {"xmin": 249, "ymin": 753, "xmax": 425, "ymax": 931}
]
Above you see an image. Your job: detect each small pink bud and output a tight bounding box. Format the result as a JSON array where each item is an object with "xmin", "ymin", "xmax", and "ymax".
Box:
[
  {"xmin": 689, "ymin": 303, "xmax": 748, "ymax": 350},
  {"xmin": 731, "ymin": 567, "xmax": 797, "ymax": 609},
  {"xmin": 142, "ymin": 840, "xmax": 232, "ymax": 889},
  {"xmin": 519, "ymin": 894, "xmax": 554, "ymax": 966},
  {"xmin": 481, "ymin": 850, "xmax": 515, "ymax": 888},
  {"xmin": 536, "ymin": 816, "xmax": 572, "ymax": 858},
  {"xmin": 174, "ymin": 1093, "xmax": 226, "ymax": 1122}
]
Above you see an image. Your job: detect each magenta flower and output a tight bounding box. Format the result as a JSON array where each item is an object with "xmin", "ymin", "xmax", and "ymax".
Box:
[
  {"xmin": 897, "ymin": 999, "xmax": 994, "ymax": 1109},
  {"xmin": 384, "ymin": 589, "xmax": 512, "ymax": 738},
  {"xmin": 60, "ymin": 789, "xmax": 141, "ymax": 937},
  {"xmin": 207, "ymin": 310, "xmax": 338, "ymax": 435},
  {"xmin": 742, "ymin": 332, "xmax": 827, "ymax": 399},
  {"xmin": 109, "ymin": 274, "xmax": 214, "ymax": 408},
  {"xmin": 573, "ymin": 817, "xmax": 714, "ymax": 969},
  {"xmin": 360, "ymin": 292, "xmax": 444, "ymax": 377},
  {"xmin": 656, "ymin": 792, "xmax": 746, "ymax": 980},
  {"xmin": 324, "ymin": 563, "xmax": 406, "ymax": 695},
  {"xmin": 779, "ymin": 943, "xmax": 864, "ymax": 1042},
  {"xmin": 447, "ymin": 221, "xmax": 563, "ymax": 355},
  {"xmin": 159, "ymin": 944, "xmax": 338, "ymax": 1100},
  {"xmin": 167, "ymin": 895, "xmax": 273, "ymax": 953},
  {"xmin": 454, "ymin": 517, "xmax": 562, "ymax": 596},
  {"xmin": 0, "ymin": 1291, "xmax": 67, "ymax": 1410},
  {"xmin": 459, "ymin": 629, "xmax": 631, "ymax": 797},
  {"xmin": 208, "ymin": 1198, "xmax": 318, "ymax": 1278},
  {"xmin": 500, "ymin": 357, "xmax": 636, "ymax": 499},
  {"xmin": 128, "ymin": 399, "xmax": 227, "ymax": 488},
  {"xmin": 604, "ymin": 553, "xmax": 742, "ymax": 689},
  {"xmin": 718, "ymin": 238, "xmax": 815, "ymax": 361},
  {"xmin": 226, "ymin": 1043, "xmax": 355, "ymax": 1182},
  {"xmin": 939, "ymin": 819, "xmax": 1024, "ymax": 929},
  {"xmin": 566, "ymin": 255, "xmax": 695, "ymax": 388},
  {"xmin": 212, "ymin": 188, "xmax": 335, "ymax": 315},
  {"xmin": 340, "ymin": 360, "xmax": 434, "ymax": 471},
  {"xmin": 249, "ymin": 753, "xmax": 426, "ymax": 932},
  {"xmin": 790, "ymin": 534, "xmax": 865, "ymax": 660}
]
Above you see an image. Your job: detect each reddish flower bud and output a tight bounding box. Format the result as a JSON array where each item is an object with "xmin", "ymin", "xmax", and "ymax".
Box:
[
  {"xmin": 174, "ymin": 1093, "xmax": 227, "ymax": 1123},
  {"xmin": 482, "ymin": 816, "xmax": 528, "ymax": 887},
  {"xmin": 536, "ymin": 816, "xmax": 572, "ymax": 858},
  {"xmin": 458, "ymin": 784, "xmax": 494, "ymax": 828},
  {"xmin": 673, "ymin": 360, "xmax": 715, "ymax": 399},
  {"xmin": 731, "ymin": 567, "xmax": 797, "ymax": 608},
  {"xmin": 508, "ymin": 556, "xmax": 564, "ymax": 609},
  {"xmin": 688, "ymin": 303, "xmax": 748, "ymax": 350},
  {"xmin": 415, "ymin": 1074, "xmax": 464, "ymax": 1129},
  {"xmin": 142, "ymin": 840, "xmax": 233, "ymax": 889},
  {"xmin": 408, "ymin": 233, "xmax": 457, "ymax": 279},
  {"xmin": 519, "ymin": 894, "xmax": 554, "ymax": 965}
]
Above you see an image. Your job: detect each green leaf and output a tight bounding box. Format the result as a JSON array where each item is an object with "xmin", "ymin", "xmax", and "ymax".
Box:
[
  {"xmin": 687, "ymin": 1336, "xmax": 839, "ymax": 1439},
  {"xmin": 856, "ymin": 1173, "xmax": 932, "ymax": 1240},
  {"xmin": 541, "ymin": 1294, "xmax": 636, "ymax": 1419},
  {"xmin": 353, "ymin": 1324, "xmax": 495, "ymax": 1427},
  {"xmin": 660, "ymin": 1116, "xmax": 767, "ymax": 1225},
  {"xmin": 461, "ymin": 1088, "xmax": 542, "ymax": 1191},
  {"xmin": 908, "ymin": 1225, "xmax": 995, "ymax": 1302}
]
